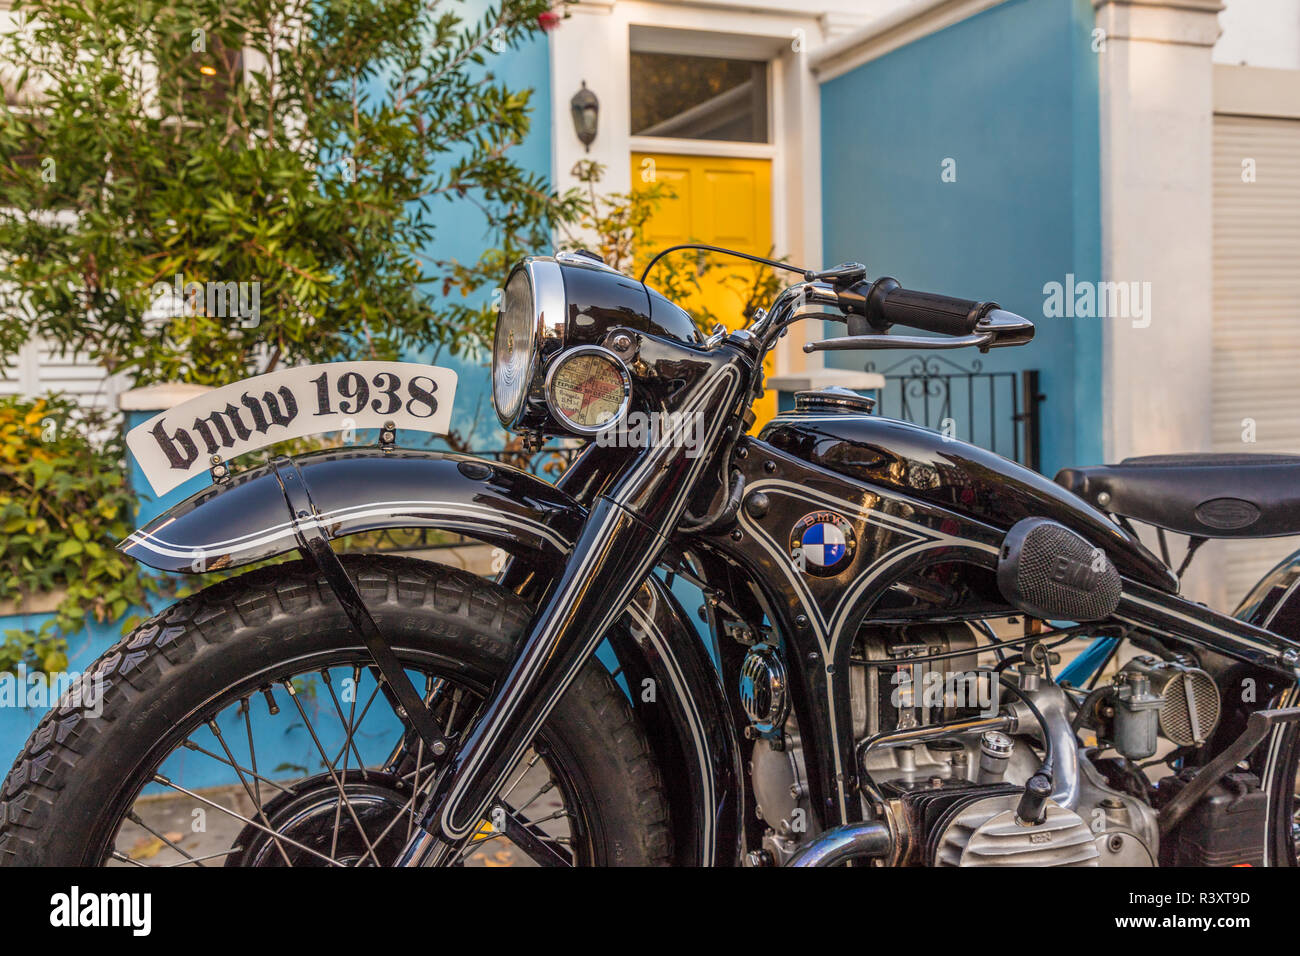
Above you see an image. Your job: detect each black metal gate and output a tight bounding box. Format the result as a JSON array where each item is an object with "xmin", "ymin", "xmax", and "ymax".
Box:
[{"xmin": 865, "ymin": 356, "xmax": 1044, "ymax": 472}]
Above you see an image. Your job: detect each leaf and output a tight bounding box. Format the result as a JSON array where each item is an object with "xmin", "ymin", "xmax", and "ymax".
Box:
[
  {"xmin": 128, "ymin": 836, "xmax": 165, "ymax": 861},
  {"xmin": 54, "ymin": 540, "xmax": 82, "ymax": 559}
]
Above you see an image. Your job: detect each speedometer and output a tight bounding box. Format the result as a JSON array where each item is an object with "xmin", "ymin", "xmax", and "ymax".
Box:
[{"xmin": 544, "ymin": 346, "xmax": 632, "ymax": 435}]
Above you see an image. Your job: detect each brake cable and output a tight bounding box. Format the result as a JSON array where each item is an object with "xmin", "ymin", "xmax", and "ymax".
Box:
[
  {"xmin": 679, "ymin": 468, "xmax": 745, "ymax": 532},
  {"xmin": 638, "ymin": 243, "xmax": 812, "ymax": 284}
]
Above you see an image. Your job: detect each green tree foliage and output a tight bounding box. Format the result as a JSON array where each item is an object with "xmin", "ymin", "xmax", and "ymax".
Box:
[
  {"xmin": 0, "ymin": 0, "xmax": 577, "ymax": 385},
  {"xmin": 0, "ymin": 395, "xmax": 159, "ymax": 674}
]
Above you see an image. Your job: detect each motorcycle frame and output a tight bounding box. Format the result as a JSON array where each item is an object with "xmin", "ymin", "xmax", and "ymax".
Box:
[
  {"xmin": 686, "ymin": 434, "xmax": 1300, "ymax": 834},
  {"xmin": 122, "ymin": 290, "xmax": 1300, "ymax": 866}
]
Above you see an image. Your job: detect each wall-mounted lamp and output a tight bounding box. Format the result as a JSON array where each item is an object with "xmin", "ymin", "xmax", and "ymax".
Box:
[{"xmin": 570, "ymin": 80, "xmax": 599, "ymax": 152}]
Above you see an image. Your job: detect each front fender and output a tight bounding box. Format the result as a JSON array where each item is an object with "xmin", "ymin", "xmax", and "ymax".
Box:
[
  {"xmin": 118, "ymin": 445, "xmax": 741, "ymax": 865},
  {"xmin": 119, "ymin": 448, "xmax": 582, "ymax": 572}
]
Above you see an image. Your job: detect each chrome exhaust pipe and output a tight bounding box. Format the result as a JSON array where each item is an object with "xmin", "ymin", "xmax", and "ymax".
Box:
[{"xmin": 785, "ymin": 821, "xmax": 892, "ymax": 867}]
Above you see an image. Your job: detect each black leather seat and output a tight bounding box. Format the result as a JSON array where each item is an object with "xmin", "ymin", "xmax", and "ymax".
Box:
[{"xmin": 1055, "ymin": 454, "xmax": 1300, "ymax": 539}]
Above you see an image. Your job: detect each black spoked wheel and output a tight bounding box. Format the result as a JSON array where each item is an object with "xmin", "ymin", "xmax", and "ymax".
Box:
[
  {"xmin": 0, "ymin": 556, "xmax": 672, "ymax": 867},
  {"xmin": 105, "ymin": 654, "xmax": 586, "ymax": 867}
]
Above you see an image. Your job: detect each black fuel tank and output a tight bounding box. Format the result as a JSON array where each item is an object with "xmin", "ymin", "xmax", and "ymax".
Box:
[{"xmin": 760, "ymin": 410, "xmax": 1176, "ymax": 592}]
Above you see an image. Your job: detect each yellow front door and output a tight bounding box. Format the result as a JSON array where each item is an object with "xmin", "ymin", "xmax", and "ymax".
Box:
[{"xmin": 631, "ymin": 151, "xmax": 776, "ymax": 425}]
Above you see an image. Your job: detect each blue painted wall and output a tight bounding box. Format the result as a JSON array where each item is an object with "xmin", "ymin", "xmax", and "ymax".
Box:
[
  {"xmin": 0, "ymin": 610, "xmax": 123, "ymax": 762},
  {"xmin": 818, "ymin": 0, "xmax": 1103, "ymax": 477}
]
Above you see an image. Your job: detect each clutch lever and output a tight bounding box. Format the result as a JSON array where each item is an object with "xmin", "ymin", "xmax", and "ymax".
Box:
[{"xmin": 804, "ymin": 308, "xmax": 1034, "ymax": 353}]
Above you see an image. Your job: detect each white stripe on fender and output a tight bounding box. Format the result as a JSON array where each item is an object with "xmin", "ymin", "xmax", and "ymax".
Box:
[{"xmin": 126, "ymin": 499, "xmax": 572, "ymax": 560}]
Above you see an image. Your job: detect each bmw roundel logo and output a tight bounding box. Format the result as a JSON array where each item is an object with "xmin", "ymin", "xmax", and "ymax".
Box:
[{"xmin": 789, "ymin": 511, "xmax": 857, "ymax": 576}]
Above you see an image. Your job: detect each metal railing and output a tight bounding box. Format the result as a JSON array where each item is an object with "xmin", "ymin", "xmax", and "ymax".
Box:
[{"xmin": 865, "ymin": 356, "xmax": 1044, "ymax": 471}]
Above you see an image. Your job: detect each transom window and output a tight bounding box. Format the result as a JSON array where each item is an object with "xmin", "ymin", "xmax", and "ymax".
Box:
[{"xmin": 630, "ymin": 51, "xmax": 768, "ymax": 144}]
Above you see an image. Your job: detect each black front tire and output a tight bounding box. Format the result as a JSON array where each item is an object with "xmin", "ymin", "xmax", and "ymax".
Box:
[{"xmin": 0, "ymin": 555, "xmax": 672, "ymax": 866}]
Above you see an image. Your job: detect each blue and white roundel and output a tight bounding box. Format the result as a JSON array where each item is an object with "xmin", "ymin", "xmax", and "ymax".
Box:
[
  {"xmin": 789, "ymin": 511, "xmax": 857, "ymax": 576},
  {"xmin": 802, "ymin": 522, "xmax": 847, "ymax": 567}
]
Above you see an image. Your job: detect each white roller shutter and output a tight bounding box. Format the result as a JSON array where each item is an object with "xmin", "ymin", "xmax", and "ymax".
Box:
[{"xmin": 1211, "ymin": 112, "xmax": 1300, "ymax": 605}]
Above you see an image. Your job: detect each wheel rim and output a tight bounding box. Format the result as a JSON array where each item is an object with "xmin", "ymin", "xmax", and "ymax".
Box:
[{"xmin": 94, "ymin": 648, "xmax": 588, "ymax": 867}]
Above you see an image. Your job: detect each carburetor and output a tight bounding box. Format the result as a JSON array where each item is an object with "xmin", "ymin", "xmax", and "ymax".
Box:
[{"xmin": 1082, "ymin": 654, "xmax": 1222, "ymax": 760}]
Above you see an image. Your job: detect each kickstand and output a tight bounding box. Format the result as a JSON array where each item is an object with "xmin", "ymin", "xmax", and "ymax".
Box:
[{"xmin": 270, "ymin": 457, "xmax": 450, "ymax": 758}]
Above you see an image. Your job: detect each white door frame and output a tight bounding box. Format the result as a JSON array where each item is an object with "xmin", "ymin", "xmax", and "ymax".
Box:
[{"xmin": 547, "ymin": 0, "xmax": 833, "ymax": 377}]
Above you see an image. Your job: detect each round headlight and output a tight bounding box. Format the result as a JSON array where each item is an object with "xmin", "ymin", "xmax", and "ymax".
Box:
[
  {"xmin": 492, "ymin": 259, "xmax": 567, "ymax": 429},
  {"xmin": 492, "ymin": 268, "xmax": 535, "ymax": 426},
  {"xmin": 545, "ymin": 346, "xmax": 631, "ymax": 435}
]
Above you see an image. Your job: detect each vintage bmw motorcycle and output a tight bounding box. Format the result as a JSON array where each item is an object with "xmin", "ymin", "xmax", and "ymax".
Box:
[{"xmin": 6, "ymin": 247, "xmax": 1300, "ymax": 867}]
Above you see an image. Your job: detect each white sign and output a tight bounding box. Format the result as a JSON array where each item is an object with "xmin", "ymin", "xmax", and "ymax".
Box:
[{"xmin": 127, "ymin": 362, "xmax": 458, "ymax": 495}]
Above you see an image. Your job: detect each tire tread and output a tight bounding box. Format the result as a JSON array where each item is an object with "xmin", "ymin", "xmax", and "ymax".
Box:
[{"xmin": 0, "ymin": 555, "xmax": 671, "ymax": 866}]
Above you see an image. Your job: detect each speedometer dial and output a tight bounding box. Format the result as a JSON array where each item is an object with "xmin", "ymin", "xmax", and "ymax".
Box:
[{"xmin": 545, "ymin": 347, "xmax": 631, "ymax": 434}]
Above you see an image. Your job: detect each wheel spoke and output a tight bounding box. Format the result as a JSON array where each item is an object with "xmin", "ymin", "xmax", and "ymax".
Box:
[
  {"xmin": 321, "ymin": 667, "xmax": 369, "ymax": 779},
  {"xmin": 103, "ymin": 654, "xmax": 580, "ymax": 868},
  {"xmin": 329, "ymin": 678, "xmax": 384, "ymax": 769},
  {"xmin": 489, "ymin": 800, "xmax": 573, "ymax": 867},
  {"xmin": 322, "ymin": 669, "xmax": 363, "ymax": 861},
  {"xmin": 444, "ymin": 687, "xmax": 463, "ymax": 737},
  {"xmin": 203, "ymin": 719, "xmax": 294, "ymax": 866},
  {"xmin": 125, "ymin": 811, "xmax": 205, "ymax": 867},
  {"xmin": 163, "ymin": 847, "xmax": 245, "ymax": 867},
  {"xmin": 179, "ymin": 738, "xmax": 294, "ymax": 797},
  {"xmin": 498, "ymin": 749, "xmax": 542, "ymax": 805},
  {"xmin": 405, "ymin": 736, "xmax": 426, "ymax": 845},
  {"xmin": 363, "ymin": 763, "xmax": 433, "ymax": 857},
  {"xmin": 242, "ymin": 697, "xmax": 265, "ymax": 813},
  {"xmin": 281, "ymin": 680, "xmax": 384, "ymax": 867},
  {"xmin": 513, "ymin": 777, "xmax": 557, "ymax": 817},
  {"xmin": 150, "ymin": 774, "xmax": 344, "ymax": 867}
]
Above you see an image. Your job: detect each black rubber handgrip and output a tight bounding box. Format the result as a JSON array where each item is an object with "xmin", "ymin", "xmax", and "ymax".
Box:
[
  {"xmin": 836, "ymin": 276, "xmax": 996, "ymax": 337},
  {"xmin": 877, "ymin": 284, "xmax": 989, "ymax": 336}
]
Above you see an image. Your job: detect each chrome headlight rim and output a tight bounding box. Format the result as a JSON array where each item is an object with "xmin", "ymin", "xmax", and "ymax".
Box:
[
  {"xmin": 493, "ymin": 257, "xmax": 567, "ymax": 430},
  {"xmin": 543, "ymin": 344, "xmax": 633, "ymax": 437}
]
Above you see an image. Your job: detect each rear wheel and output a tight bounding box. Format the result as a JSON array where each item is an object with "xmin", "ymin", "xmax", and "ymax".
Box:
[
  {"xmin": 0, "ymin": 556, "xmax": 672, "ymax": 867},
  {"xmin": 1263, "ymin": 686, "xmax": 1300, "ymax": 866}
]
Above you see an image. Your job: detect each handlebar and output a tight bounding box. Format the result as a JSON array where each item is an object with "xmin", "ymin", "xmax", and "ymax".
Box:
[{"xmin": 747, "ymin": 271, "xmax": 1035, "ymax": 356}]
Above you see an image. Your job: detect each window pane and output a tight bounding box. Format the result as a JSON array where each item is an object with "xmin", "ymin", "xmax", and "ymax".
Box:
[{"xmin": 630, "ymin": 52, "xmax": 767, "ymax": 143}]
